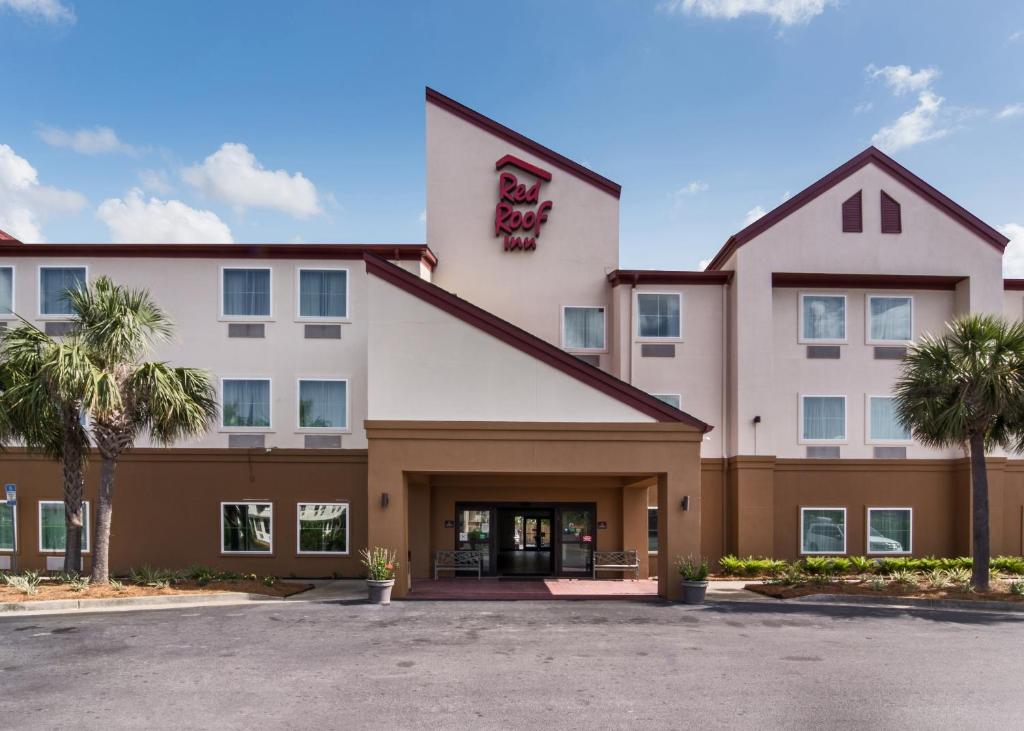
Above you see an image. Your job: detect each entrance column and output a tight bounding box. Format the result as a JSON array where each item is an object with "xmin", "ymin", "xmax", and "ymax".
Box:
[
  {"xmin": 622, "ymin": 484, "xmax": 650, "ymax": 579},
  {"xmin": 367, "ymin": 456, "xmax": 411, "ymax": 598},
  {"xmin": 657, "ymin": 460, "xmax": 702, "ymax": 601}
]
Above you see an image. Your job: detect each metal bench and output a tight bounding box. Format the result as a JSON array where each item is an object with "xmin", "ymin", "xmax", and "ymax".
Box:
[
  {"xmin": 592, "ymin": 549, "xmax": 640, "ymax": 580},
  {"xmin": 433, "ymin": 550, "xmax": 484, "ymax": 579}
]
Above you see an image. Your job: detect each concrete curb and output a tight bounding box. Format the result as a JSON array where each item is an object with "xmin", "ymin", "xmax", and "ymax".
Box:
[
  {"xmin": 791, "ymin": 592, "xmax": 1024, "ymax": 614},
  {"xmin": 0, "ymin": 591, "xmax": 283, "ymax": 616}
]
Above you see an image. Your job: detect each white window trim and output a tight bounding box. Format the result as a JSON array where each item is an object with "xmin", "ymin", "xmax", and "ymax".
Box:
[
  {"xmin": 798, "ymin": 292, "xmax": 847, "ymax": 345},
  {"xmin": 0, "ymin": 264, "xmax": 14, "ymax": 320},
  {"xmin": 865, "ymin": 294, "xmax": 914, "ymax": 345},
  {"xmin": 651, "ymin": 393, "xmax": 681, "ymax": 409},
  {"xmin": 37, "ymin": 264, "xmax": 88, "ymax": 320},
  {"xmin": 220, "ymin": 501, "xmax": 274, "ymax": 555},
  {"xmin": 798, "ymin": 394, "xmax": 848, "ymax": 444},
  {"xmin": 38, "ymin": 500, "xmax": 90, "ymax": 553},
  {"xmin": 296, "ymin": 501, "xmax": 351, "ymax": 555},
  {"xmin": 866, "ymin": 507, "xmax": 913, "ymax": 555},
  {"xmin": 799, "ymin": 506, "xmax": 847, "ymax": 555},
  {"xmin": 295, "ymin": 267, "xmax": 351, "ymax": 323},
  {"xmin": 634, "ymin": 291, "xmax": 683, "ymax": 342},
  {"xmin": 0, "ymin": 502, "xmax": 16, "ymax": 553},
  {"xmin": 219, "ymin": 377, "xmax": 273, "ymax": 432},
  {"xmin": 865, "ymin": 394, "xmax": 913, "ymax": 445},
  {"xmin": 295, "ymin": 377, "xmax": 351, "ymax": 433},
  {"xmin": 219, "ymin": 266, "xmax": 273, "ymax": 321},
  {"xmin": 560, "ymin": 305, "xmax": 607, "ymax": 353}
]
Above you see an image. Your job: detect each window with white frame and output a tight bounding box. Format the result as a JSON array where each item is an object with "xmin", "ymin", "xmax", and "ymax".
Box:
[
  {"xmin": 40, "ymin": 266, "xmax": 86, "ymax": 316},
  {"xmin": 222, "ymin": 379, "xmax": 271, "ymax": 428},
  {"xmin": 800, "ymin": 507, "xmax": 846, "ymax": 554},
  {"xmin": 652, "ymin": 394, "xmax": 681, "ymax": 409},
  {"xmin": 867, "ymin": 508, "xmax": 912, "ymax": 554},
  {"xmin": 562, "ymin": 306, "xmax": 605, "ymax": 350},
  {"xmin": 298, "ymin": 379, "xmax": 347, "ymax": 430},
  {"xmin": 801, "ymin": 396, "xmax": 846, "ymax": 441},
  {"xmin": 868, "ymin": 296, "xmax": 912, "ymax": 342},
  {"xmin": 221, "ymin": 502, "xmax": 273, "ymax": 553},
  {"xmin": 0, "ymin": 504, "xmax": 14, "ymax": 551},
  {"xmin": 222, "ymin": 268, "xmax": 271, "ymax": 318},
  {"xmin": 869, "ymin": 396, "xmax": 911, "ymax": 442},
  {"xmin": 636, "ymin": 293, "xmax": 681, "ymax": 339},
  {"xmin": 801, "ymin": 294, "xmax": 846, "ymax": 342},
  {"xmin": 297, "ymin": 502, "xmax": 349, "ymax": 554},
  {"xmin": 0, "ymin": 266, "xmax": 12, "ymax": 317},
  {"xmin": 299, "ymin": 269, "xmax": 348, "ymax": 319},
  {"xmin": 39, "ymin": 500, "xmax": 90, "ymax": 552}
]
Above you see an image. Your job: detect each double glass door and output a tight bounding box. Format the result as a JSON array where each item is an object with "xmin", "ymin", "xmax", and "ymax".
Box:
[{"xmin": 455, "ymin": 503, "xmax": 595, "ymax": 577}]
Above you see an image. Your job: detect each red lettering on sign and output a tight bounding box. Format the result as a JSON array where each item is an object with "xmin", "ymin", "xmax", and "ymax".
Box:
[{"xmin": 493, "ymin": 157, "xmax": 553, "ymax": 252}]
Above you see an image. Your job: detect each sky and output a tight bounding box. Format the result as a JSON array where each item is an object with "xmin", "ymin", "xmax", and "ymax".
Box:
[{"xmin": 1, "ymin": 0, "xmax": 1022, "ymax": 273}]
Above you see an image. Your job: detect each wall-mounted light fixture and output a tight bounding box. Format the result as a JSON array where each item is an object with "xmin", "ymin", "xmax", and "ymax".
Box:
[
  {"xmin": 752, "ymin": 415, "xmax": 762, "ymax": 424},
  {"xmin": 380, "ymin": 492, "xmax": 390, "ymax": 508},
  {"xmin": 681, "ymin": 496, "xmax": 690, "ymax": 511}
]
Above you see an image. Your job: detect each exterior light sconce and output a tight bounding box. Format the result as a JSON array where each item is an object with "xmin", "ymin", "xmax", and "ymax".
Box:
[
  {"xmin": 752, "ymin": 415, "xmax": 762, "ymax": 424},
  {"xmin": 380, "ymin": 492, "xmax": 390, "ymax": 508},
  {"xmin": 681, "ymin": 496, "xmax": 690, "ymax": 511}
]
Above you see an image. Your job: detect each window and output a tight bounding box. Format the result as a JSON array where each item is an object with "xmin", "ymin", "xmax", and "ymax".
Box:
[
  {"xmin": 652, "ymin": 394, "xmax": 681, "ymax": 409},
  {"xmin": 0, "ymin": 266, "xmax": 12, "ymax": 317},
  {"xmin": 39, "ymin": 266, "xmax": 86, "ymax": 316},
  {"xmin": 562, "ymin": 306, "xmax": 605, "ymax": 350},
  {"xmin": 221, "ymin": 502, "xmax": 273, "ymax": 553},
  {"xmin": 800, "ymin": 294, "xmax": 846, "ymax": 342},
  {"xmin": 800, "ymin": 507, "xmax": 846, "ymax": 554},
  {"xmin": 869, "ymin": 396, "xmax": 911, "ymax": 442},
  {"xmin": 298, "ymin": 379, "xmax": 347, "ymax": 430},
  {"xmin": 801, "ymin": 396, "xmax": 846, "ymax": 442},
  {"xmin": 867, "ymin": 508, "xmax": 912, "ymax": 554},
  {"xmin": 297, "ymin": 502, "xmax": 349, "ymax": 554},
  {"xmin": 222, "ymin": 268, "xmax": 271, "ymax": 318},
  {"xmin": 636, "ymin": 293, "xmax": 681, "ymax": 339},
  {"xmin": 0, "ymin": 504, "xmax": 14, "ymax": 551},
  {"xmin": 868, "ymin": 296, "xmax": 912, "ymax": 342},
  {"xmin": 39, "ymin": 500, "xmax": 90, "ymax": 553},
  {"xmin": 299, "ymin": 269, "xmax": 348, "ymax": 319},
  {"xmin": 647, "ymin": 507, "xmax": 658, "ymax": 553},
  {"xmin": 222, "ymin": 379, "xmax": 271, "ymax": 429}
]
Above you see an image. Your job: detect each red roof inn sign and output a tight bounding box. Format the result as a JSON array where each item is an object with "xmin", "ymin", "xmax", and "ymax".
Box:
[{"xmin": 494, "ymin": 155, "xmax": 553, "ymax": 252}]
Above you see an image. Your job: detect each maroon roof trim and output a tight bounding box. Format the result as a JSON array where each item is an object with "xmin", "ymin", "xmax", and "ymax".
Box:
[
  {"xmin": 706, "ymin": 146, "xmax": 1010, "ymax": 271},
  {"xmin": 607, "ymin": 269, "xmax": 732, "ymax": 286},
  {"xmin": 1004, "ymin": 280, "xmax": 1024, "ymax": 291},
  {"xmin": 495, "ymin": 155, "xmax": 552, "ymax": 182},
  {"xmin": 0, "ymin": 228, "xmax": 20, "ymax": 243},
  {"xmin": 426, "ymin": 87, "xmax": 622, "ymax": 199},
  {"xmin": 0, "ymin": 241, "xmax": 438, "ymax": 268},
  {"xmin": 773, "ymin": 272, "xmax": 964, "ymax": 291},
  {"xmin": 365, "ymin": 253, "xmax": 710, "ymax": 430}
]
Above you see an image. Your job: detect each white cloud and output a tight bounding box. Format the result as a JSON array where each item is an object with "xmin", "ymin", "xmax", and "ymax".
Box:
[
  {"xmin": 853, "ymin": 101, "xmax": 874, "ymax": 115},
  {"xmin": 676, "ymin": 180, "xmax": 709, "ymax": 196},
  {"xmin": 871, "ymin": 90, "xmax": 948, "ymax": 153},
  {"xmin": 418, "ymin": 208, "xmax": 427, "ymax": 224},
  {"xmin": 137, "ymin": 168, "xmax": 174, "ymax": 195},
  {"xmin": 698, "ymin": 258, "xmax": 710, "ymax": 270},
  {"xmin": 997, "ymin": 103, "xmax": 1024, "ymax": 120},
  {"xmin": 660, "ymin": 0, "xmax": 833, "ymax": 25},
  {"xmin": 1010, "ymin": 30, "xmax": 1023, "ymax": 43},
  {"xmin": 744, "ymin": 205, "xmax": 767, "ymax": 225},
  {"xmin": 37, "ymin": 125, "xmax": 138, "ymax": 156},
  {"xmin": 96, "ymin": 189, "xmax": 233, "ymax": 243},
  {"xmin": 0, "ymin": 143, "xmax": 86, "ymax": 242},
  {"xmin": 0, "ymin": 0, "xmax": 74, "ymax": 24},
  {"xmin": 866, "ymin": 64, "xmax": 940, "ymax": 95},
  {"xmin": 1003, "ymin": 224, "xmax": 1024, "ymax": 278},
  {"xmin": 182, "ymin": 143, "xmax": 321, "ymax": 218}
]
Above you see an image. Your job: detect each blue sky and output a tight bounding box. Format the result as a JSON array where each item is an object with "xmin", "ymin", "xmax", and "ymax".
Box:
[{"xmin": 1, "ymin": 0, "xmax": 1022, "ymax": 271}]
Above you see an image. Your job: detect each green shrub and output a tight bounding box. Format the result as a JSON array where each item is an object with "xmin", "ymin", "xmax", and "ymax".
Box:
[
  {"xmin": 991, "ymin": 556, "xmax": 1024, "ymax": 575},
  {"xmin": 869, "ymin": 576, "xmax": 887, "ymax": 591},
  {"xmin": 944, "ymin": 567, "xmax": 973, "ymax": 593},
  {"xmin": 109, "ymin": 578, "xmax": 126, "ymax": 592},
  {"xmin": 938, "ymin": 557, "xmax": 972, "ymax": 571},
  {"xmin": 847, "ymin": 556, "xmax": 876, "ymax": 574},
  {"xmin": 912, "ymin": 556, "xmax": 942, "ymax": 572},
  {"xmin": 801, "ymin": 556, "xmax": 833, "ymax": 576},
  {"xmin": 3, "ymin": 570, "xmax": 42, "ymax": 595},
  {"xmin": 719, "ymin": 555, "xmax": 744, "ymax": 576},
  {"xmin": 675, "ymin": 555, "xmax": 709, "ymax": 582},
  {"xmin": 130, "ymin": 565, "xmax": 179, "ymax": 588},
  {"xmin": 1010, "ymin": 581, "xmax": 1024, "ymax": 596},
  {"xmin": 926, "ymin": 569, "xmax": 951, "ymax": 589},
  {"xmin": 261, "ymin": 575, "xmax": 276, "ymax": 587},
  {"xmin": 890, "ymin": 568, "xmax": 918, "ymax": 586}
]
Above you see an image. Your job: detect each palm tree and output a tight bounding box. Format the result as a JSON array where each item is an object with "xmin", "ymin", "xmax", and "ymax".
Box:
[
  {"xmin": 894, "ymin": 314, "xmax": 1024, "ymax": 591},
  {"xmin": 0, "ymin": 324, "xmax": 97, "ymax": 573},
  {"xmin": 68, "ymin": 277, "xmax": 218, "ymax": 584}
]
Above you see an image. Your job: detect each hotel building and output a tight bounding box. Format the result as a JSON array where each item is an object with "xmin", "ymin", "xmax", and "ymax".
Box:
[{"xmin": 0, "ymin": 89, "xmax": 1021, "ymax": 599}]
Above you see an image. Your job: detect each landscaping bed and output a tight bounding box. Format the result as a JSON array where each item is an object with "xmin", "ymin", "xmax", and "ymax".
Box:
[{"xmin": 747, "ymin": 580, "xmax": 1024, "ymax": 604}]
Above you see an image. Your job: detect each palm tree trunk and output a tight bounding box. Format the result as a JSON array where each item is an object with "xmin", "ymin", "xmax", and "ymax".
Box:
[
  {"xmin": 90, "ymin": 456, "xmax": 116, "ymax": 584},
  {"xmin": 61, "ymin": 431, "xmax": 85, "ymax": 575},
  {"xmin": 969, "ymin": 431, "xmax": 990, "ymax": 591}
]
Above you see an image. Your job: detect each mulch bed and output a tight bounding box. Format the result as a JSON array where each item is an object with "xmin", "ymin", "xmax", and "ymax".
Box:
[
  {"xmin": 0, "ymin": 579, "xmax": 312, "ymax": 603},
  {"xmin": 746, "ymin": 580, "xmax": 1024, "ymax": 603}
]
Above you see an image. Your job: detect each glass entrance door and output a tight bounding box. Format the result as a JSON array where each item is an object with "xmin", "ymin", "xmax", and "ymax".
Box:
[
  {"xmin": 558, "ymin": 507, "xmax": 594, "ymax": 575},
  {"xmin": 456, "ymin": 507, "xmax": 493, "ymax": 574},
  {"xmin": 497, "ymin": 508, "xmax": 553, "ymax": 576}
]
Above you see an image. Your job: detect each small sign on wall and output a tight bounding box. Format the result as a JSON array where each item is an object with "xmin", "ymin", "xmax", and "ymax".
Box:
[
  {"xmin": 444, "ymin": 519, "xmax": 455, "ymax": 529},
  {"xmin": 597, "ymin": 521, "xmax": 608, "ymax": 530}
]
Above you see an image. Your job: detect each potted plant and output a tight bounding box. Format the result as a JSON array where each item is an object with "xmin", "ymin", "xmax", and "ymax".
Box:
[
  {"xmin": 675, "ymin": 555, "xmax": 710, "ymax": 604},
  {"xmin": 361, "ymin": 546, "xmax": 399, "ymax": 605}
]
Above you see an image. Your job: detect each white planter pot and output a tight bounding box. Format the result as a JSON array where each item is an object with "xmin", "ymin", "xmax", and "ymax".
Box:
[{"xmin": 367, "ymin": 578, "xmax": 396, "ymax": 605}]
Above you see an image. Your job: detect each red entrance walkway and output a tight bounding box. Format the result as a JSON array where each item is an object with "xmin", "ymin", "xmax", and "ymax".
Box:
[{"xmin": 408, "ymin": 578, "xmax": 659, "ymax": 600}]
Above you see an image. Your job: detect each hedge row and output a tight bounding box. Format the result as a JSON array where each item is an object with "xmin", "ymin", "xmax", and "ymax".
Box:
[{"xmin": 717, "ymin": 554, "xmax": 1024, "ymax": 577}]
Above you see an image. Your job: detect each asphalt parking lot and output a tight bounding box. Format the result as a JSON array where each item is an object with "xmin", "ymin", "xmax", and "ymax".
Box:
[{"xmin": 1, "ymin": 598, "xmax": 1022, "ymax": 730}]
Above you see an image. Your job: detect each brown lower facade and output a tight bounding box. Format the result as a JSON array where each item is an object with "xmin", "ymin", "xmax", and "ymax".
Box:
[{"xmin": 2, "ymin": 436, "xmax": 1023, "ymax": 598}]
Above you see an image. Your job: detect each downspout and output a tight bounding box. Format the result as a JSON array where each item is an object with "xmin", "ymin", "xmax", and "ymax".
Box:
[
  {"xmin": 628, "ymin": 273, "xmax": 637, "ymax": 385},
  {"xmin": 721, "ymin": 276, "xmax": 730, "ymax": 557}
]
